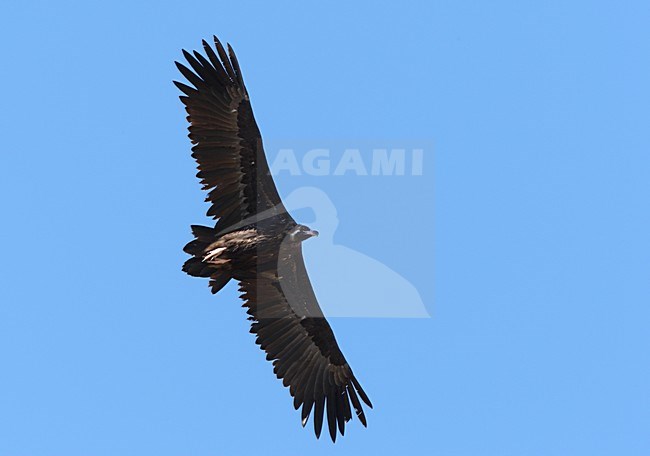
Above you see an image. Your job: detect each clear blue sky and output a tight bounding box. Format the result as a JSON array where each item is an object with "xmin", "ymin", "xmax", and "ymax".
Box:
[{"xmin": 1, "ymin": 1, "xmax": 649, "ymax": 455}]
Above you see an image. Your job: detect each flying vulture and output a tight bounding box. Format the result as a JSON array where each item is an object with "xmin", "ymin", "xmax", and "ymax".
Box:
[{"xmin": 174, "ymin": 36, "xmax": 372, "ymax": 442}]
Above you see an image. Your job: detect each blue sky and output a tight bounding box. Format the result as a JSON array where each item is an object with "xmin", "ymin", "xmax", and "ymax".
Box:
[{"xmin": 1, "ymin": 1, "xmax": 649, "ymax": 455}]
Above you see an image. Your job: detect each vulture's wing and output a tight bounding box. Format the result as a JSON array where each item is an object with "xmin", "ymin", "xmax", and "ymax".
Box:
[
  {"xmin": 237, "ymin": 242, "xmax": 372, "ymax": 442},
  {"xmin": 174, "ymin": 37, "xmax": 292, "ymax": 233}
]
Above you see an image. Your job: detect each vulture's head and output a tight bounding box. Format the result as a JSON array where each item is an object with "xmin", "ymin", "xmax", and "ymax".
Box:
[{"xmin": 288, "ymin": 224, "xmax": 319, "ymax": 242}]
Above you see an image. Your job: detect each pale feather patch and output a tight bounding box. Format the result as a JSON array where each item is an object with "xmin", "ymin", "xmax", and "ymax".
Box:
[{"xmin": 204, "ymin": 247, "xmax": 226, "ymax": 262}]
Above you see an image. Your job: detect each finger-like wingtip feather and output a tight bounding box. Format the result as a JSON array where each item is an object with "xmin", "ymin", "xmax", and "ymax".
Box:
[
  {"xmin": 213, "ymin": 35, "xmax": 237, "ymax": 81},
  {"xmin": 326, "ymin": 391, "xmax": 337, "ymax": 442},
  {"xmin": 301, "ymin": 398, "xmax": 314, "ymax": 427},
  {"xmin": 347, "ymin": 384, "xmax": 367, "ymax": 427},
  {"xmin": 227, "ymin": 43, "xmax": 245, "ymax": 87},
  {"xmin": 351, "ymin": 376, "xmax": 373, "ymax": 408},
  {"xmin": 313, "ymin": 395, "xmax": 325, "ymax": 439}
]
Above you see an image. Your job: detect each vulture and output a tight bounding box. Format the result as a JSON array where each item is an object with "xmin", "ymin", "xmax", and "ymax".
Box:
[{"xmin": 174, "ymin": 36, "xmax": 372, "ymax": 442}]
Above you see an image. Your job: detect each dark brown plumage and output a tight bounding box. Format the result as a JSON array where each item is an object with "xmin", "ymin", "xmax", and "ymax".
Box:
[{"xmin": 175, "ymin": 36, "xmax": 372, "ymax": 442}]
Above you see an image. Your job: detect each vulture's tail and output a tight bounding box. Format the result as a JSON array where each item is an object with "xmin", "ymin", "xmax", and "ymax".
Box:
[{"xmin": 182, "ymin": 225, "xmax": 231, "ymax": 294}]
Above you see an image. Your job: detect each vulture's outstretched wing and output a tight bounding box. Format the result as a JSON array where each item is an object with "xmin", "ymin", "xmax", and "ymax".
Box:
[
  {"xmin": 236, "ymin": 242, "xmax": 372, "ymax": 442},
  {"xmin": 174, "ymin": 36, "xmax": 292, "ymax": 233}
]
